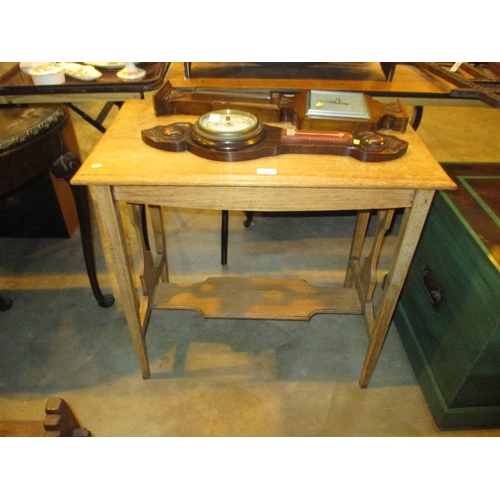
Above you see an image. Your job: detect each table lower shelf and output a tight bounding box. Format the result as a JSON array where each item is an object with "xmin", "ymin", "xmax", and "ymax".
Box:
[{"xmin": 150, "ymin": 277, "xmax": 363, "ymax": 320}]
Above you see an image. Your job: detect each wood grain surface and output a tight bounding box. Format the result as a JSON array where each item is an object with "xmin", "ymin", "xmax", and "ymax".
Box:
[{"xmin": 71, "ymin": 100, "xmax": 455, "ymax": 192}]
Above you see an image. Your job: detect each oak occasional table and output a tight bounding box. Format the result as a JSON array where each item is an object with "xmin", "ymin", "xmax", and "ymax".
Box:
[{"xmin": 71, "ymin": 100, "xmax": 455, "ymax": 387}]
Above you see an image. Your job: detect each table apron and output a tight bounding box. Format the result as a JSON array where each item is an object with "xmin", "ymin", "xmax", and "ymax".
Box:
[{"xmin": 111, "ymin": 185, "xmax": 416, "ymax": 211}]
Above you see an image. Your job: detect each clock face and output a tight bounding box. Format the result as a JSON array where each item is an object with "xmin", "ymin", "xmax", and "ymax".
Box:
[{"xmin": 191, "ymin": 109, "xmax": 266, "ymax": 151}]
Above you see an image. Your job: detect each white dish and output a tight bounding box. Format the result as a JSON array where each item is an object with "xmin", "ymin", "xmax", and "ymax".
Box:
[
  {"xmin": 84, "ymin": 62, "xmax": 127, "ymax": 69},
  {"xmin": 60, "ymin": 63, "xmax": 102, "ymax": 81},
  {"xmin": 28, "ymin": 64, "xmax": 65, "ymax": 85},
  {"xmin": 117, "ymin": 62, "xmax": 146, "ymax": 81},
  {"xmin": 19, "ymin": 62, "xmax": 43, "ymax": 74}
]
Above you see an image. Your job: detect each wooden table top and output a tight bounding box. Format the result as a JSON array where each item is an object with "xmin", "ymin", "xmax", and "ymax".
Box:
[{"xmin": 71, "ymin": 99, "xmax": 456, "ymax": 192}]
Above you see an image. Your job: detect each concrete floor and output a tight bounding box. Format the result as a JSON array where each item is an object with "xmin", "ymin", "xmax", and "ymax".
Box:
[{"xmin": 1, "ymin": 100, "xmax": 500, "ymax": 437}]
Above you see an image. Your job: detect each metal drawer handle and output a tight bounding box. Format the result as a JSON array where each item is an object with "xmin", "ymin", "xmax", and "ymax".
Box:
[{"xmin": 422, "ymin": 266, "xmax": 443, "ymax": 308}]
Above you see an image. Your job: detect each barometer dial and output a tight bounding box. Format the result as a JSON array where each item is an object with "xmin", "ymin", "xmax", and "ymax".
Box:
[{"xmin": 191, "ymin": 109, "xmax": 267, "ymax": 150}]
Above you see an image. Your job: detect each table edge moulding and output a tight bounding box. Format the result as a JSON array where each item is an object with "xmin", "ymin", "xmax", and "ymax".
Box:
[{"xmin": 71, "ymin": 100, "xmax": 456, "ymax": 387}]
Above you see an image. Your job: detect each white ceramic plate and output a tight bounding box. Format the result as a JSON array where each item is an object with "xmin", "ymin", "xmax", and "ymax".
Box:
[
  {"xmin": 60, "ymin": 63, "xmax": 102, "ymax": 81},
  {"xmin": 84, "ymin": 62, "xmax": 127, "ymax": 69}
]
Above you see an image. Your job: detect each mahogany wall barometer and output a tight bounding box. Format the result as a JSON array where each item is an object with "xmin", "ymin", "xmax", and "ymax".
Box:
[
  {"xmin": 153, "ymin": 82, "xmax": 410, "ymax": 133},
  {"xmin": 142, "ymin": 109, "xmax": 409, "ymax": 162},
  {"xmin": 306, "ymin": 91, "xmax": 370, "ymax": 120},
  {"xmin": 190, "ymin": 109, "xmax": 266, "ymax": 150}
]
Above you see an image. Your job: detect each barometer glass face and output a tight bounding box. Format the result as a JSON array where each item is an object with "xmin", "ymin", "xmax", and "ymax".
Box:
[
  {"xmin": 194, "ymin": 109, "xmax": 261, "ymax": 141},
  {"xmin": 306, "ymin": 90, "xmax": 371, "ymax": 120}
]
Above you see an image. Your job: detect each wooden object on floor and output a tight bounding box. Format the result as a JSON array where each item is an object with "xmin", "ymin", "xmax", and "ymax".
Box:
[
  {"xmin": 394, "ymin": 163, "xmax": 500, "ymax": 429},
  {"xmin": 71, "ymin": 99, "xmax": 455, "ymax": 387},
  {"xmin": 0, "ymin": 397, "xmax": 91, "ymax": 437}
]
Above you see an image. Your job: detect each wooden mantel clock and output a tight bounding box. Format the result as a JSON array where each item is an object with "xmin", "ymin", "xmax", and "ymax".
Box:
[
  {"xmin": 153, "ymin": 81, "xmax": 410, "ymax": 133},
  {"xmin": 142, "ymin": 108, "xmax": 408, "ymax": 162}
]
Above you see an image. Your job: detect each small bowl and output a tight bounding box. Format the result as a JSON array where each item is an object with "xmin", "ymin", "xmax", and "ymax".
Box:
[
  {"xmin": 28, "ymin": 63, "xmax": 65, "ymax": 85},
  {"xmin": 19, "ymin": 62, "xmax": 42, "ymax": 74}
]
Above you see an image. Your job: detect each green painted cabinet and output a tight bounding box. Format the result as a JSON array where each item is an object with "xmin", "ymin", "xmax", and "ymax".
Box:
[{"xmin": 394, "ymin": 163, "xmax": 500, "ymax": 430}]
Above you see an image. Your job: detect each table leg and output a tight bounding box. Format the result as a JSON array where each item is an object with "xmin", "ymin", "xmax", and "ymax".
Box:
[
  {"xmin": 344, "ymin": 210, "xmax": 371, "ymax": 288},
  {"xmin": 358, "ymin": 189, "xmax": 435, "ymax": 387},
  {"xmin": 148, "ymin": 205, "xmax": 169, "ymax": 283},
  {"xmin": 359, "ymin": 210, "xmax": 394, "ymax": 301},
  {"xmin": 127, "ymin": 203, "xmax": 168, "ymax": 318},
  {"xmin": 221, "ymin": 210, "xmax": 228, "ymax": 265},
  {"xmin": 91, "ymin": 185, "xmax": 150, "ymax": 378}
]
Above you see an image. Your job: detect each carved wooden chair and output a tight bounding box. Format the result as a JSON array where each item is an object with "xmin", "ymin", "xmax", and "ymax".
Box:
[{"xmin": 0, "ymin": 105, "xmax": 114, "ymax": 310}]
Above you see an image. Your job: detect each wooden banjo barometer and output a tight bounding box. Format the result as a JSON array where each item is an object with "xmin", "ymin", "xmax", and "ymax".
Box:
[{"xmin": 141, "ymin": 108, "xmax": 409, "ymax": 162}]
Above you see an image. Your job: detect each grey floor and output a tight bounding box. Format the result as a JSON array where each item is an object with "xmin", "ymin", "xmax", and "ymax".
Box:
[{"xmin": 1, "ymin": 101, "xmax": 500, "ymax": 437}]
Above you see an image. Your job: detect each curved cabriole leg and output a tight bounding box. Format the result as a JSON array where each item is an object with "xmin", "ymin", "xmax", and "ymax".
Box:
[
  {"xmin": 0, "ymin": 294, "xmax": 13, "ymax": 311},
  {"xmin": 72, "ymin": 184, "xmax": 115, "ymax": 308},
  {"xmin": 411, "ymin": 106, "xmax": 424, "ymax": 131},
  {"xmin": 243, "ymin": 211, "xmax": 254, "ymax": 228},
  {"xmin": 51, "ymin": 151, "xmax": 115, "ymax": 308}
]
